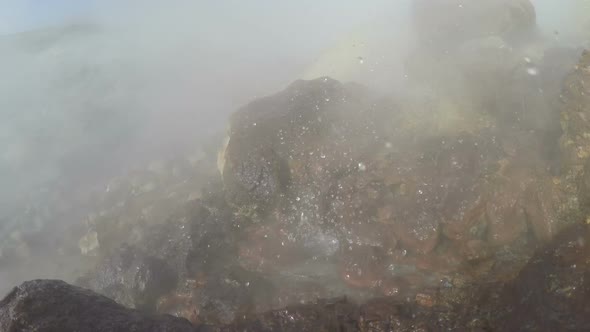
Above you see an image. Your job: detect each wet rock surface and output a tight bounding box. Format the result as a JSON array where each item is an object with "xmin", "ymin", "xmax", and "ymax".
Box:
[
  {"xmin": 221, "ymin": 78, "xmax": 394, "ymax": 216},
  {"xmin": 78, "ymin": 244, "xmax": 178, "ymax": 311},
  {"xmin": 496, "ymin": 224, "xmax": 590, "ymax": 331},
  {"xmin": 51, "ymin": 46, "xmax": 586, "ymax": 324},
  {"xmin": 2, "ymin": 5, "xmax": 590, "ymax": 329},
  {"xmin": 560, "ymin": 50, "xmax": 590, "ymax": 171},
  {"xmin": 0, "ymin": 279, "xmax": 196, "ymax": 332},
  {"xmin": 3, "ymin": 224, "xmax": 590, "ymax": 331}
]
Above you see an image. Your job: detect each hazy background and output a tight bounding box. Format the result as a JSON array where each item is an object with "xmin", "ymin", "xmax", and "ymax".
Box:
[
  {"xmin": 0, "ymin": 0, "xmax": 407, "ymax": 211},
  {"xmin": 0, "ymin": 0, "xmax": 588, "ymax": 293}
]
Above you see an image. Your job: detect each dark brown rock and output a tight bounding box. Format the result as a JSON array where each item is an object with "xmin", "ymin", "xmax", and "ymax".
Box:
[
  {"xmin": 559, "ymin": 50, "xmax": 590, "ymax": 171},
  {"xmin": 523, "ymin": 178, "xmax": 564, "ymax": 242},
  {"xmin": 497, "ymin": 224, "xmax": 590, "ymax": 331},
  {"xmin": 486, "ymin": 182, "xmax": 528, "ymax": 246},
  {"xmin": 221, "ymin": 77, "xmax": 395, "ymax": 216},
  {"xmin": 0, "ymin": 279, "xmax": 196, "ymax": 332},
  {"xmin": 79, "ymin": 244, "xmax": 178, "ymax": 311}
]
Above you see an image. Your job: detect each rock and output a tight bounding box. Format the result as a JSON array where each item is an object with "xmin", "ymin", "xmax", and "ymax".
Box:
[
  {"xmin": 87, "ymin": 155, "xmax": 216, "ymax": 257},
  {"xmin": 326, "ymin": 151, "xmax": 442, "ymax": 255},
  {"xmin": 496, "ymin": 224, "xmax": 590, "ymax": 331},
  {"xmin": 238, "ymin": 221, "xmax": 311, "ymax": 273},
  {"xmin": 191, "ymin": 267, "xmax": 275, "ymax": 325},
  {"xmin": 523, "ymin": 179, "xmax": 565, "ymax": 242},
  {"xmin": 559, "ymin": 50, "xmax": 590, "ymax": 172},
  {"xmin": 0, "ymin": 279, "xmax": 196, "ymax": 332},
  {"xmin": 184, "ymin": 198, "xmax": 244, "ymax": 279},
  {"xmin": 79, "ymin": 189, "xmax": 247, "ymax": 324},
  {"xmin": 4, "ymin": 224, "xmax": 590, "ymax": 332},
  {"xmin": 394, "ymin": 134, "xmax": 500, "ymax": 248},
  {"xmin": 222, "ymin": 146, "xmax": 288, "ymax": 215},
  {"xmin": 221, "ymin": 77, "xmax": 395, "ymax": 216},
  {"xmin": 579, "ymin": 159, "xmax": 590, "ymax": 216},
  {"xmin": 222, "ymin": 297, "xmax": 359, "ymax": 332},
  {"xmin": 80, "ymin": 245, "xmax": 178, "ymax": 311},
  {"xmin": 134, "ymin": 204, "xmax": 198, "ymax": 284},
  {"xmin": 486, "ymin": 188, "xmax": 528, "ymax": 246},
  {"xmin": 326, "ymin": 165, "xmax": 398, "ymax": 250},
  {"xmin": 337, "ymin": 244, "xmax": 388, "ymax": 291}
]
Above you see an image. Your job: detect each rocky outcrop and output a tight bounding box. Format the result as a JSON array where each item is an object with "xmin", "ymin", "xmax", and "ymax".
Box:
[
  {"xmin": 66, "ymin": 61, "xmax": 584, "ymax": 324},
  {"xmin": 221, "ymin": 77, "xmax": 394, "ymax": 216},
  {"xmin": 0, "ymin": 279, "xmax": 196, "ymax": 332},
  {"xmin": 78, "ymin": 244, "xmax": 178, "ymax": 311},
  {"xmin": 215, "ymin": 75, "xmax": 577, "ymax": 304},
  {"xmin": 3, "ymin": 224, "xmax": 590, "ymax": 331},
  {"xmin": 560, "ymin": 50, "xmax": 590, "ymax": 172}
]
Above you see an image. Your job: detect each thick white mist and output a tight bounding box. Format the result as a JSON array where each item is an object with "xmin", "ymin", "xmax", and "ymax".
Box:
[{"xmin": 0, "ymin": 0, "xmax": 588, "ymax": 297}]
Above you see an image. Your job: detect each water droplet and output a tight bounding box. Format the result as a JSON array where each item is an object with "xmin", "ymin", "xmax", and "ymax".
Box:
[
  {"xmin": 358, "ymin": 162, "xmax": 367, "ymax": 171},
  {"xmin": 527, "ymin": 67, "xmax": 539, "ymax": 76},
  {"xmin": 296, "ymin": 197, "xmax": 301, "ymax": 201}
]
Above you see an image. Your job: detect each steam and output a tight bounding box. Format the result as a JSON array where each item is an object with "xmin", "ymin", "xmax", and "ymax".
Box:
[{"xmin": 0, "ymin": 0, "xmax": 588, "ymax": 296}]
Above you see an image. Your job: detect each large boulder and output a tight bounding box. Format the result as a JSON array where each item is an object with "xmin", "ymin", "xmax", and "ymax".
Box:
[
  {"xmin": 3, "ymin": 223, "xmax": 590, "ymax": 332},
  {"xmin": 220, "ymin": 77, "xmax": 395, "ymax": 216},
  {"xmin": 0, "ymin": 279, "xmax": 196, "ymax": 332},
  {"xmin": 218, "ymin": 74, "xmax": 576, "ymax": 299}
]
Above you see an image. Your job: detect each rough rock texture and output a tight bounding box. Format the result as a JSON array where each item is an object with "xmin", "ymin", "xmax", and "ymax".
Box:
[
  {"xmin": 221, "ymin": 77, "xmax": 396, "ymax": 216},
  {"xmin": 560, "ymin": 50, "xmax": 590, "ymax": 172},
  {"xmin": 497, "ymin": 224, "xmax": 590, "ymax": 331},
  {"xmin": 9, "ymin": 49, "xmax": 582, "ymax": 330},
  {"xmin": 78, "ymin": 244, "xmax": 178, "ymax": 311},
  {"xmin": 60, "ymin": 58, "xmax": 585, "ymax": 325},
  {"xmin": 215, "ymin": 74, "xmax": 577, "ymax": 306},
  {"xmin": 80, "ymin": 194, "xmax": 254, "ymax": 325},
  {"xmin": 0, "ymin": 279, "xmax": 196, "ymax": 332},
  {"xmin": 88, "ymin": 154, "xmax": 217, "ymax": 257},
  {"xmin": 4, "ymin": 224, "xmax": 590, "ymax": 331}
]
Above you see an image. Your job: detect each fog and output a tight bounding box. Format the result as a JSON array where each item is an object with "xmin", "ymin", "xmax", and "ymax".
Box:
[
  {"xmin": 0, "ymin": 0, "xmax": 405, "ymax": 207},
  {"xmin": 0, "ymin": 0, "xmax": 589, "ymax": 307}
]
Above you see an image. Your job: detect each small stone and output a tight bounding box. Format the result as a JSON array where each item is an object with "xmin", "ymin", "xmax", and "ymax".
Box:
[
  {"xmin": 79, "ymin": 231, "xmax": 100, "ymax": 256},
  {"xmin": 415, "ymin": 293, "xmax": 435, "ymax": 307}
]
